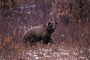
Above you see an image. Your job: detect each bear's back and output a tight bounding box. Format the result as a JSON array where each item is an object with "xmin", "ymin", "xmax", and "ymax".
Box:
[{"xmin": 27, "ymin": 25, "xmax": 48, "ymax": 37}]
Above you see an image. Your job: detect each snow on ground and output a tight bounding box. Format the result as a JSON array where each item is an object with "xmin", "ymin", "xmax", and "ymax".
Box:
[{"xmin": 24, "ymin": 47, "xmax": 89, "ymax": 60}]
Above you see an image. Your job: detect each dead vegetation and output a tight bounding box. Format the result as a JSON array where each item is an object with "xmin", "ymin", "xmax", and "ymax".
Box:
[{"xmin": 0, "ymin": 0, "xmax": 90, "ymax": 60}]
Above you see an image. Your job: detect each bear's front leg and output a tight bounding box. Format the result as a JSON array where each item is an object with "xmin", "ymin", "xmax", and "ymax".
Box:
[
  {"xmin": 43, "ymin": 36, "xmax": 50, "ymax": 44},
  {"xmin": 49, "ymin": 38, "xmax": 55, "ymax": 44},
  {"xmin": 46, "ymin": 35, "xmax": 55, "ymax": 44},
  {"xmin": 43, "ymin": 36, "xmax": 55, "ymax": 44}
]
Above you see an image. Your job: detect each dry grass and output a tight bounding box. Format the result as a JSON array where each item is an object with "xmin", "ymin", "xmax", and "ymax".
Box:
[{"xmin": 0, "ymin": 0, "xmax": 90, "ymax": 60}]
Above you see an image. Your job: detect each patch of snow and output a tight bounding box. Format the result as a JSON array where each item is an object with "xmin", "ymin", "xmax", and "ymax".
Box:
[
  {"xmin": 71, "ymin": 57, "xmax": 78, "ymax": 60},
  {"xmin": 32, "ymin": 51, "xmax": 36, "ymax": 54},
  {"xmin": 19, "ymin": 11, "xmax": 23, "ymax": 13},
  {"xmin": 60, "ymin": 52, "xmax": 69, "ymax": 55},
  {"xmin": 27, "ymin": 11, "xmax": 31, "ymax": 14},
  {"xmin": 53, "ymin": 52, "xmax": 60, "ymax": 57},
  {"xmin": 14, "ymin": 10, "xmax": 22, "ymax": 13},
  {"xmin": 62, "ymin": 50, "xmax": 67, "ymax": 52},
  {"xmin": 44, "ymin": 55, "xmax": 51, "ymax": 58},
  {"xmin": 58, "ymin": 48, "xmax": 67, "ymax": 51},
  {"xmin": 57, "ymin": 58, "xmax": 65, "ymax": 60},
  {"xmin": 48, "ymin": 49, "xmax": 52, "ymax": 51},
  {"xmin": 78, "ymin": 56, "xmax": 85, "ymax": 59},
  {"xmin": 41, "ymin": 48, "xmax": 52, "ymax": 52},
  {"xmin": 80, "ymin": 50, "xmax": 84, "ymax": 54},
  {"xmin": 33, "ymin": 54, "xmax": 38, "ymax": 57},
  {"xmin": 35, "ymin": 57, "xmax": 39, "ymax": 59},
  {"xmin": 89, "ymin": 48, "xmax": 90, "ymax": 51},
  {"xmin": 24, "ymin": 5, "xmax": 36, "ymax": 9},
  {"xmin": 26, "ymin": 57, "xmax": 31, "ymax": 60},
  {"xmin": 20, "ymin": 7, "xmax": 24, "ymax": 9},
  {"xmin": 72, "ymin": 52, "xmax": 78, "ymax": 55},
  {"xmin": 26, "ymin": 52, "xmax": 32, "ymax": 55},
  {"xmin": 30, "ymin": 5, "xmax": 36, "ymax": 8},
  {"xmin": 43, "ymin": 52, "xmax": 47, "ymax": 56},
  {"xmin": 0, "ymin": 59, "xmax": 6, "ymax": 60},
  {"xmin": 42, "ymin": 49, "xmax": 48, "ymax": 52}
]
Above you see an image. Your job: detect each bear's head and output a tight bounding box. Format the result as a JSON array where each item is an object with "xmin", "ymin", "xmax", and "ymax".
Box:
[{"xmin": 47, "ymin": 21, "xmax": 57, "ymax": 33}]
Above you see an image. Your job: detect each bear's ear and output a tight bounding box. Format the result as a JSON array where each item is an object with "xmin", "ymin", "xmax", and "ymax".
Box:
[
  {"xmin": 48, "ymin": 22, "xmax": 51, "ymax": 25},
  {"xmin": 55, "ymin": 22, "xmax": 57, "ymax": 24}
]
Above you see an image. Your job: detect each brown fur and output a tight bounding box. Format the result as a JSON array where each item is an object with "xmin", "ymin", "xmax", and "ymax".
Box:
[{"xmin": 23, "ymin": 21, "xmax": 57, "ymax": 45}]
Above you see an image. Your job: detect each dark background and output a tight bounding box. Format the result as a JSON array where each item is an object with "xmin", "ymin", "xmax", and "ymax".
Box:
[{"xmin": 0, "ymin": 0, "xmax": 90, "ymax": 60}]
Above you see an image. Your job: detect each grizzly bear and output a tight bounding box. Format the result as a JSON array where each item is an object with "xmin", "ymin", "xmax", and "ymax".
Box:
[{"xmin": 23, "ymin": 21, "xmax": 57, "ymax": 45}]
